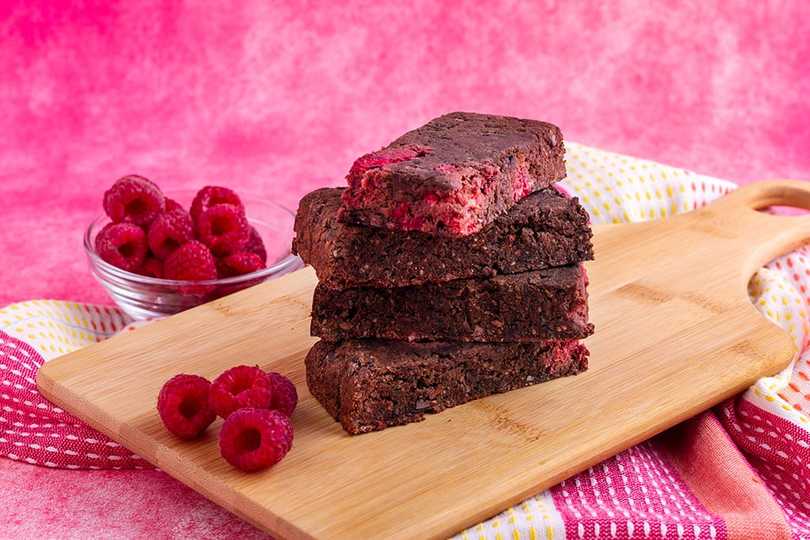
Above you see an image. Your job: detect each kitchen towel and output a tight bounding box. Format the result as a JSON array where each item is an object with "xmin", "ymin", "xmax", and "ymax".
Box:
[{"xmin": 1, "ymin": 142, "xmax": 807, "ymax": 539}]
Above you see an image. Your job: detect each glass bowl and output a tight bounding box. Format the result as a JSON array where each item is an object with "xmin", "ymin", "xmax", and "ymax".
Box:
[{"xmin": 84, "ymin": 190, "xmax": 303, "ymax": 320}]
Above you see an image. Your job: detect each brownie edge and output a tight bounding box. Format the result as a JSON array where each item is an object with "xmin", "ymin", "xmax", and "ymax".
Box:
[{"xmin": 306, "ymin": 339, "xmax": 589, "ymax": 435}]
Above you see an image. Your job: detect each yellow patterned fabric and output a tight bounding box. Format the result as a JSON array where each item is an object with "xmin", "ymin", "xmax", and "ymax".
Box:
[{"xmin": 0, "ymin": 300, "xmax": 129, "ymax": 360}]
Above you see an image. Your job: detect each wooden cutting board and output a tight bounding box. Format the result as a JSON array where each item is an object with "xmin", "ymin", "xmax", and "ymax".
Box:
[{"xmin": 37, "ymin": 180, "xmax": 810, "ymax": 540}]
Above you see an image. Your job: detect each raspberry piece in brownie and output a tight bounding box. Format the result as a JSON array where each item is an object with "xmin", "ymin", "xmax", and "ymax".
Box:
[
  {"xmin": 338, "ymin": 112, "xmax": 566, "ymax": 236},
  {"xmin": 95, "ymin": 222, "xmax": 148, "ymax": 272},
  {"xmin": 306, "ymin": 339, "xmax": 588, "ymax": 434},
  {"xmin": 103, "ymin": 175, "xmax": 165, "ymax": 226}
]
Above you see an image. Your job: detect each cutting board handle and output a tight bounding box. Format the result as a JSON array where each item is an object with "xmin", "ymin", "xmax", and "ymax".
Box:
[
  {"xmin": 706, "ymin": 179, "xmax": 810, "ymax": 277},
  {"xmin": 722, "ymin": 179, "xmax": 810, "ymax": 213}
]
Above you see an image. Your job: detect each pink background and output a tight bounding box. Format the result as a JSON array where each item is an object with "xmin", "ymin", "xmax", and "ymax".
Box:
[{"xmin": 1, "ymin": 1, "xmax": 809, "ymax": 537}]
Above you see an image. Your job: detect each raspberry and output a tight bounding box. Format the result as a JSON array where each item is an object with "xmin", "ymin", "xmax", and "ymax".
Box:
[
  {"xmin": 346, "ymin": 145, "xmax": 431, "ymax": 183},
  {"xmin": 140, "ymin": 256, "xmax": 163, "ymax": 278},
  {"xmin": 103, "ymin": 175, "xmax": 165, "ymax": 226},
  {"xmin": 148, "ymin": 209, "xmax": 194, "ymax": 259},
  {"xmin": 157, "ymin": 374, "xmax": 216, "ymax": 440},
  {"xmin": 209, "ymin": 365, "xmax": 273, "ymax": 419},
  {"xmin": 244, "ymin": 226, "xmax": 267, "ymax": 264},
  {"xmin": 190, "ymin": 186, "xmax": 243, "ymax": 226},
  {"xmin": 163, "ymin": 241, "xmax": 218, "ymax": 282},
  {"xmin": 95, "ymin": 222, "xmax": 147, "ymax": 272},
  {"xmin": 218, "ymin": 408, "xmax": 293, "ymax": 472},
  {"xmin": 217, "ymin": 252, "xmax": 265, "ymax": 278},
  {"xmin": 196, "ymin": 204, "xmax": 250, "ymax": 256},
  {"xmin": 267, "ymin": 372, "xmax": 298, "ymax": 416},
  {"xmin": 164, "ymin": 198, "xmax": 184, "ymax": 213}
]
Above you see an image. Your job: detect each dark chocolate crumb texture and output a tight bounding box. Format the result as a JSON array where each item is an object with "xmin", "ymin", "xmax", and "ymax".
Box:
[
  {"xmin": 293, "ymin": 187, "xmax": 592, "ymax": 289},
  {"xmin": 306, "ymin": 339, "xmax": 589, "ymax": 435},
  {"xmin": 311, "ymin": 265, "xmax": 593, "ymax": 343},
  {"xmin": 338, "ymin": 112, "xmax": 566, "ymax": 237}
]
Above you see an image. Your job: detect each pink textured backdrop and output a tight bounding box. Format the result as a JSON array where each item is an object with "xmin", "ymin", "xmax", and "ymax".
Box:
[{"xmin": 1, "ymin": 1, "xmax": 809, "ymax": 537}]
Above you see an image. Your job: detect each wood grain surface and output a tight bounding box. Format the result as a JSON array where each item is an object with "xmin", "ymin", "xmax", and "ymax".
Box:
[{"xmin": 37, "ymin": 180, "xmax": 810, "ymax": 539}]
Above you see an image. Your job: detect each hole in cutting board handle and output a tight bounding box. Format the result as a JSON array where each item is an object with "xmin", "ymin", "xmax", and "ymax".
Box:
[
  {"xmin": 757, "ymin": 206, "xmax": 810, "ymax": 217},
  {"xmin": 747, "ymin": 181, "xmax": 810, "ymax": 217}
]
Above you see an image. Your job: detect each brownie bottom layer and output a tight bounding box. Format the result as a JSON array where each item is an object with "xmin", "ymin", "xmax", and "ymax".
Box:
[{"xmin": 306, "ymin": 339, "xmax": 589, "ymax": 435}]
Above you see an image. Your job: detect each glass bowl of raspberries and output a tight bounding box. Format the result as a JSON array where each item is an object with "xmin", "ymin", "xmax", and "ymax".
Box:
[{"xmin": 85, "ymin": 175, "xmax": 303, "ymax": 319}]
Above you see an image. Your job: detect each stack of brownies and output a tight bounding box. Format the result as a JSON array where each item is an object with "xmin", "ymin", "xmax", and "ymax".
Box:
[{"xmin": 292, "ymin": 112, "xmax": 594, "ymax": 435}]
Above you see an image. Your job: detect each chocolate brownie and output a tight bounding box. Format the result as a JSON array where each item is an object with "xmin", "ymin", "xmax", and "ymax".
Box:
[
  {"xmin": 306, "ymin": 338, "xmax": 589, "ymax": 434},
  {"xmin": 338, "ymin": 112, "xmax": 566, "ymax": 237},
  {"xmin": 311, "ymin": 265, "xmax": 592, "ymax": 342},
  {"xmin": 293, "ymin": 187, "xmax": 592, "ymax": 289}
]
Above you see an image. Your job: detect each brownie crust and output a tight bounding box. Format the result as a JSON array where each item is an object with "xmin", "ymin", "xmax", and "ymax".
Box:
[
  {"xmin": 293, "ymin": 187, "xmax": 593, "ymax": 289},
  {"xmin": 338, "ymin": 112, "xmax": 566, "ymax": 236},
  {"xmin": 306, "ymin": 338, "xmax": 589, "ymax": 435},
  {"xmin": 311, "ymin": 265, "xmax": 593, "ymax": 342}
]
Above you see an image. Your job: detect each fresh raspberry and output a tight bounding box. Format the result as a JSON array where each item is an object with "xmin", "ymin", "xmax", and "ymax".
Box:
[
  {"xmin": 209, "ymin": 365, "xmax": 273, "ymax": 419},
  {"xmin": 218, "ymin": 408, "xmax": 293, "ymax": 472},
  {"xmin": 163, "ymin": 241, "xmax": 218, "ymax": 282},
  {"xmin": 196, "ymin": 204, "xmax": 250, "ymax": 256},
  {"xmin": 140, "ymin": 256, "xmax": 164, "ymax": 278},
  {"xmin": 217, "ymin": 252, "xmax": 265, "ymax": 278},
  {"xmin": 211, "ymin": 252, "xmax": 265, "ymax": 298},
  {"xmin": 244, "ymin": 226, "xmax": 267, "ymax": 264},
  {"xmin": 190, "ymin": 186, "xmax": 243, "ymax": 226},
  {"xmin": 164, "ymin": 198, "xmax": 185, "ymax": 213},
  {"xmin": 103, "ymin": 175, "xmax": 165, "ymax": 226},
  {"xmin": 148, "ymin": 209, "xmax": 194, "ymax": 260},
  {"xmin": 157, "ymin": 374, "xmax": 216, "ymax": 440},
  {"xmin": 95, "ymin": 222, "xmax": 148, "ymax": 272},
  {"xmin": 267, "ymin": 372, "xmax": 298, "ymax": 417}
]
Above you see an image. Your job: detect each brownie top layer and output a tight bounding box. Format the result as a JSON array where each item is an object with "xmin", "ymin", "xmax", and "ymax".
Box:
[
  {"xmin": 369, "ymin": 111, "xmax": 563, "ymax": 194},
  {"xmin": 339, "ymin": 112, "xmax": 566, "ymax": 236}
]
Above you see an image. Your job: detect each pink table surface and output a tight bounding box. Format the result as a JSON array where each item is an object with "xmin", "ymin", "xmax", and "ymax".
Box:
[{"xmin": 2, "ymin": 1, "xmax": 809, "ymax": 538}]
